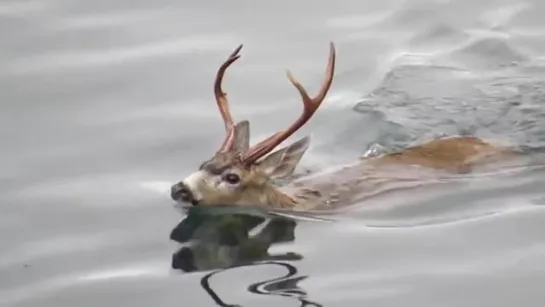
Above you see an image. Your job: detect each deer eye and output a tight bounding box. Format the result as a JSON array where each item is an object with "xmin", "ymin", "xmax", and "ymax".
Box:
[{"xmin": 223, "ymin": 173, "xmax": 240, "ymax": 184}]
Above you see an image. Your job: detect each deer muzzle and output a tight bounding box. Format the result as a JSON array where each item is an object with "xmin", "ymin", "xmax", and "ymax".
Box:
[{"xmin": 170, "ymin": 182, "xmax": 198, "ymax": 206}]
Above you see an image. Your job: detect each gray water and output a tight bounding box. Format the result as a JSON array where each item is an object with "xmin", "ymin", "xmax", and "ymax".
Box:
[{"xmin": 2, "ymin": 0, "xmax": 545, "ymax": 306}]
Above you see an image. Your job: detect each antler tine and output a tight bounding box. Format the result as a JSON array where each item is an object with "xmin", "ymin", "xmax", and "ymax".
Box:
[
  {"xmin": 241, "ymin": 42, "xmax": 336, "ymax": 165},
  {"xmin": 215, "ymin": 44, "xmax": 243, "ymax": 153}
]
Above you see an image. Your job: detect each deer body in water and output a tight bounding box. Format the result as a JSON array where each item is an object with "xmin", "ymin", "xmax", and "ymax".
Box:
[{"xmin": 170, "ymin": 43, "xmax": 518, "ymax": 212}]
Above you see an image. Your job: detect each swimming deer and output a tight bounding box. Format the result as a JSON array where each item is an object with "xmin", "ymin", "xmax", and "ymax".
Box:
[{"xmin": 170, "ymin": 42, "xmax": 518, "ymax": 212}]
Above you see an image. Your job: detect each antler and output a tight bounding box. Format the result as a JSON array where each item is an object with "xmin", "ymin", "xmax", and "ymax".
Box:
[
  {"xmin": 240, "ymin": 42, "xmax": 336, "ymax": 165},
  {"xmin": 214, "ymin": 44, "xmax": 243, "ymax": 153}
]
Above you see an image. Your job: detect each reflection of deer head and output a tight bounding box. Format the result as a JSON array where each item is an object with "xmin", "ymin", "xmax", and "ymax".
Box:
[
  {"xmin": 170, "ymin": 206, "xmax": 302, "ymax": 272},
  {"xmin": 201, "ymin": 261, "xmax": 322, "ymax": 307}
]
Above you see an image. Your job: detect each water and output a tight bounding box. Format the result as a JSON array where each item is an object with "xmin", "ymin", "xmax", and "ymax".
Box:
[{"xmin": 1, "ymin": 0, "xmax": 545, "ymax": 306}]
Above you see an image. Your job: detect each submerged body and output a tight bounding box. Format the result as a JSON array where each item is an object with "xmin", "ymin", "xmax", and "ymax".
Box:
[
  {"xmin": 169, "ymin": 43, "xmax": 520, "ymax": 213},
  {"xmin": 274, "ymin": 136, "xmax": 518, "ymax": 212}
]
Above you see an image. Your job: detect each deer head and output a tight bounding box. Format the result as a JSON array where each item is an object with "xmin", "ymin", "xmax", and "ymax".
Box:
[{"xmin": 170, "ymin": 43, "xmax": 336, "ymax": 208}]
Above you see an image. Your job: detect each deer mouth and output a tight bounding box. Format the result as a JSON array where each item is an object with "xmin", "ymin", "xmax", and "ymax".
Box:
[{"xmin": 171, "ymin": 182, "xmax": 201, "ymax": 206}]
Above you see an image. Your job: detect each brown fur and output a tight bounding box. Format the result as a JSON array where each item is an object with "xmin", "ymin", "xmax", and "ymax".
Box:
[
  {"xmin": 371, "ymin": 136, "xmax": 517, "ymax": 173},
  {"xmin": 249, "ymin": 136, "xmax": 518, "ymax": 211}
]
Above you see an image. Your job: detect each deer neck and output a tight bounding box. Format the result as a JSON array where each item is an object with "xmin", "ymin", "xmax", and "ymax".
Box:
[
  {"xmin": 260, "ymin": 159, "xmax": 406, "ymax": 211},
  {"xmin": 260, "ymin": 181, "xmax": 329, "ymax": 211},
  {"xmin": 268, "ymin": 161, "xmax": 384, "ymax": 211},
  {"xmin": 257, "ymin": 184, "xmax": 298, "ymax": 209}
]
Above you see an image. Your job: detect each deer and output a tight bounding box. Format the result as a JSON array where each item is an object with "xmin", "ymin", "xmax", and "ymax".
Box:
[{"xmin": 170, "ymin": 42, "xmax": 520, "ymax": 213}]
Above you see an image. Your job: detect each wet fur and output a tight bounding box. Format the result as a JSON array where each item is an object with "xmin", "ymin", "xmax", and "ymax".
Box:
[{"xmin": 178, "ymin": 134, "xmax": 519, "ymax": 211}]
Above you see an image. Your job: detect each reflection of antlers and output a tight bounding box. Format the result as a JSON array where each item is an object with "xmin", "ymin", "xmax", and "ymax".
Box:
[
  {"xmin": 201, "ymin": 271, "xmax": 239, "ymax": 307},
  {"xmin": 200, "ymin": 261, "xmax": 322, "ymax": 307}
]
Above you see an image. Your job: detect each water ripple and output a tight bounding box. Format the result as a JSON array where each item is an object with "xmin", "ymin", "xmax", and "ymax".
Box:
[{"xmin": 4, "ymin": 34, "xmax": 243, "ymax": 75}]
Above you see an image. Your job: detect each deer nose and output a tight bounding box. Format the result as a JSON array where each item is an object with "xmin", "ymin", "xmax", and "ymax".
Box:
[{"xmin": 170, "ymin": 182, "xmax": 195, "ymax": 204}]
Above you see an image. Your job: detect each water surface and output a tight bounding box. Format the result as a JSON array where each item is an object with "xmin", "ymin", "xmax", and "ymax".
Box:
[{"xmin": 1, "ymin": 0, "xmax": 545, "ymax": 306}]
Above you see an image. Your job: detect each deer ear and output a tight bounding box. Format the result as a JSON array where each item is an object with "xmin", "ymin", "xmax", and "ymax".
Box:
[
  {"xmin": 258, "ymin": 136, "xmax": 311, "ymax": 180},
  {"xmin": 233, "ymin": 120, "xmax": 250, "ymax": 154}
]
